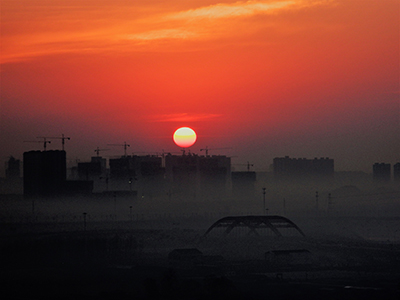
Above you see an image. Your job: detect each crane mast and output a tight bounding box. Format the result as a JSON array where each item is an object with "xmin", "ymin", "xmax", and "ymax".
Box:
[
  {"xmin": 94, "ymin": 147, "xmax": 110, "ymax": 157},
  {"xmin": 233, "ymin": 161, "xmax": 254, "ymax": 171},
  {"xmin": 24, "ymin": 137, "xmax": 51, "ymax": 151},
  {"xmin": 44, "ymin": 134, "xmax": 70, "ymax": 150},
  {"xmin": 200, "ymin": 146, "xmax": 232, "ymax": 157},
  {"xmin": 107, "ymin": 142, "xmax": 130, "ymax": 156}
]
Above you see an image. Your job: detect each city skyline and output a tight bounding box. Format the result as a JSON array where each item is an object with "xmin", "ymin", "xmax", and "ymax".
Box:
[
  {"xmin": 1, "ymin": 132, "xmax": 399, "ymax": 177},
  {"xmin": 1, "ymin": 0, "xmax": 399, "ymax": 175},
  {"xmin": 4, "ymin": 145, "xmax": 400, "ymax": 177}
]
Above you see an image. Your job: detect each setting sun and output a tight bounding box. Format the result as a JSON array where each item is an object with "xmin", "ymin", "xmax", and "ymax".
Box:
[{"xmin": 173, "ymin": 127, "xmax": 197, "ymax": 148}]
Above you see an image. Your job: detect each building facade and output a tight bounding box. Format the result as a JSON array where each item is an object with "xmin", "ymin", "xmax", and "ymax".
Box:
[
  {"xmin": 23, "ymin": 150, "xmax": 66, "ymax": 196},
  {"xmin": 165, "ymin": 153, "xmax": 231, "ymax": 201},
  {"xmin": 394, "ymin": 163, "xmax": 400, "ymax": 182},
  {"xmin": 6, "ymin": 156, "xmax": 20, "ymax": 179}
]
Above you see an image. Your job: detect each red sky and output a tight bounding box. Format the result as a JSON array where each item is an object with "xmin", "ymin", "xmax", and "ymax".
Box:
[{"xmin": 1, "ymin": 0, "xmax": 399, "ymax": 173}]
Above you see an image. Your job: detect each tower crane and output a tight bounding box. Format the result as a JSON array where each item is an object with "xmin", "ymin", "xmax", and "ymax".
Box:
[
  {"xmin": 94, "ymin": 147, "xmax": 110, "ymax": 157},
  {"xmin": 233, "ymin": 161, "xmax": 254, "ymax": 172},
  {"xmin": 160, "ymin": 150, "xmax": 181, "ymax": 157},
  {"xmin": 245, "ymin": 161, "xmax": 254, "ymax": 172},
  {"xmin": 38, "ymin": 134, "xmax": 70, "ymax": 150},
  {"xmin": 200, "ymin": 146, "xmax": 232, "ymax": 157},
  {"xmin": 107, "ymin": 142, "xmax": 130, "ymax": 156},
  {"xmin": 24, "ymin": 137, "xmax": 51, "ymax": 151}
]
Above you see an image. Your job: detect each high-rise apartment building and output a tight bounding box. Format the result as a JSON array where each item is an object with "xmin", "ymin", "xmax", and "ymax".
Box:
[{"xmin": 23, "ymin": 150, "xmax": 66, "ymax": 196}]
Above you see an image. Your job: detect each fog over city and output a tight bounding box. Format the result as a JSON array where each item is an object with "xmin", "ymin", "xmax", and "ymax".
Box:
[{"xmin": 1, "ymin": 144, "xmax": 400, "ymax": 299}]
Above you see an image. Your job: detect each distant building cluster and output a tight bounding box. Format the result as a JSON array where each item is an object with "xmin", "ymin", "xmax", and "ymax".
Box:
[
  {"xmin": 110, "ymin": 155, "xmax": 164, "ymax": 179},
  {"xmin": 21, "ymin": 150, "xmax": 233, "ymax": 198},
  {"xmin": 1, "ymin": 148, "xmax": 399, "ymax": 196},
  {"xmin": 373, "ymin": 162, "xmax": 400, "ymax": 183},
  {"xmin": 23, "ymin": 150, "xmax": 93, "ymax": 196}
]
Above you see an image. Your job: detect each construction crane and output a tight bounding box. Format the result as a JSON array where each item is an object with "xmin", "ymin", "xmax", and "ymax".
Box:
[
  {"xmin": 200, "ymin": 146, "xmax": 232, "ymax": 157},
  {"xmin": 160, "ymin": 149, "xmax": 181, "ymax": 157},
  {"xmin": 233, "ymin": 161, "xmax": 254, "ymax": 172},
  {"xmin": 94, "ymin": 147, "xmax": 110, "ymax": 157},
  {"xmin": 24, "ymin": 137, "xmax": 51, "ymax": 151},
  {"xmin": 107, "ymin": 142, "xmax": 130, "ymax": 156},
  {"xmin": 38, "ymin": 134, "xmax": 70, "ymax": 150}
]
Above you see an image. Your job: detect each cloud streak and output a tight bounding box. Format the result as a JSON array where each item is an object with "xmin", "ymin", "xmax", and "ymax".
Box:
[
  {"xmin": 126, "ymin": 28, "xmax": 199, "ymax": 41},
  {"xmin": 168, "ymin": 0, "xmax": 295, "ymax": 20},
  {"xmin": 124, "ymin": 0, "xmax": 297, "ymax": 42},
  {"xmin": 149, "ymin": 113, "xmax": 223, "ymax": 123}
]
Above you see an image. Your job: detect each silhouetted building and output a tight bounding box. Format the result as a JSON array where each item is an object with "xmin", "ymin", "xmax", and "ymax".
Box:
[
  {"xmin": 5, "ymin": 156, "xmax": 20, "ymax": 179},
  {"xmin": 108, "ymin": 155, "xmax": 164, "ymax": 194},
  {"xmin": 165, "ymin": 153, "xmax": 196, "ymax": 180},
  {"xmin": 23, "ymin": 150, "xmax": 66, "ymax": 196},
  {"xmin": 134, "ymin": 155, "xmax": 165, "ymax": 199},
  {"xmin": 198, "ymin": 155, "xmax": 231, "ymax": 199},
  {"xmin": 373, "ymin": 163, "xmax": 391, "ymax": 182},
  {"xmin": 165, "ymin": 153, "xmax": 199, "ymax": 200},
  {"xmin": 1, "ymin": 156, "xmax": 23, "ymax": 194},
  {"xmin": 109, "ymin": 156, "xmax": 136, "ymax": 179},
  {"xmin": 109, "ymin": 154, "xmax": 163, "ymax": 179},
  {"xmin": 165, "ymin": 153, "xmax": 231, "ymax": 200},
  {"xmin": 394, "ymin": 163, "xmax": 400, "ymax": 182},
  {"xmin": 273, "ymin": 156, "xmax": 334, "ymax": 179},
  {"xmin": 78, "ymin": 156, "xmax": 106, "ymax": 181},
  {"xmin": 136, "ymin": 155, "xmax": 164, "ymax": 177},
  {"xmin": 24, "ymin": 150, "xmax": 94, "ymax": 196}
]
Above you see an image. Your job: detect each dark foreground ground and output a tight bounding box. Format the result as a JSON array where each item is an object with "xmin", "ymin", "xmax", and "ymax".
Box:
[
  {"xmin": 0, "ymin": 220, "xmax": 400, "ymax": 300},
  {"xmin": 1, "ymin": 217, "xmax": 400, "ymax": 300}
]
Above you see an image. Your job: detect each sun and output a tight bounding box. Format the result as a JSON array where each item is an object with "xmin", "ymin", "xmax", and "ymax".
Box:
[{"xmin": 173, "ymin": 127, "xmax": 197, "ymax": 148}]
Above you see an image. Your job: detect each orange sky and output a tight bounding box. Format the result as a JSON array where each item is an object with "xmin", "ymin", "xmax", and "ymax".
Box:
[{"xmin": 1, "ymin": 0, "xmax": 399, "ymax": 173}]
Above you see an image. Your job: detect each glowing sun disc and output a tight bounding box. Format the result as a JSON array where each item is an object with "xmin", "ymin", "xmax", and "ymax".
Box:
[{"xmin": 173, "ymin": 127, "xmax": 197, "ymax": 148}]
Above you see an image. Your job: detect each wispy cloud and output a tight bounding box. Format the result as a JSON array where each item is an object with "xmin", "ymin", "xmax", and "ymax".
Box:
[
  {"xmin": 123, "ymin": 0, "xmax": 337, "ymax": 42},
  {"xmin": 1, "ymin": 0, "xmax": 336, "ymax": 63},
  {"xmin": 149, "ymin": 113, "xmax": 223, "ymax": 122},
  {"xmin": 123, "ymin": 0, "xmax": 297, "ymax": 42},
  {"xmin": 167, "ymin": 0, "xmax": 295, "ymax": 20},
  {"xmin": 126, "ymin": 28, "xmax": 198, "ymax": 41}
]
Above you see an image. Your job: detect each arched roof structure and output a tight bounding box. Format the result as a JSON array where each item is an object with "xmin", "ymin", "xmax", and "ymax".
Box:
[{"xmin": 204, "ymin": 215, "xmax": 305, "ymax": 237}]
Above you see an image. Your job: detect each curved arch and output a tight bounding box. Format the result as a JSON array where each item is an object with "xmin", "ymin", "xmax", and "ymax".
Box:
[{"xmin": 204, "ymin": 215, "xmax": 305, "ymax": 237}]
